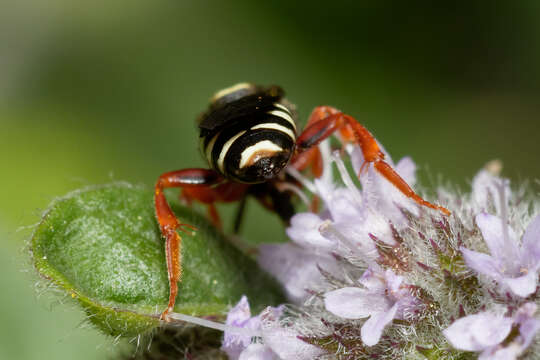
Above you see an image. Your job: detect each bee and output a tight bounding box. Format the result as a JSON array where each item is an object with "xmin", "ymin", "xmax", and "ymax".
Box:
[{"xmin": 155, "ymin": 83, "xmax": 449, "ymax": 320}]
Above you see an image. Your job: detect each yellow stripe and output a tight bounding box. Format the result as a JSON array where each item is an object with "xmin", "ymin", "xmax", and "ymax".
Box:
[
  {"xmin": 211, "ymin": 83, "xmax": 253, "ymax": 102},
  {"xmin": 205, "ymin": 132, "xmax": 219, "ymax": 167},
  {"xmin": 251, "ymin": 123, "xmax": 296, "ymax": 140},
  {"xmin": 217, "ymin": 130, "xmax": 246, "ymax": 173},
  {"xmin": 239, "ymin": 140, "xmax": 283, "ymax": 169},
  {"xmin": 268, "ymin": 109, "xmax": 296, "ymax": 131}
]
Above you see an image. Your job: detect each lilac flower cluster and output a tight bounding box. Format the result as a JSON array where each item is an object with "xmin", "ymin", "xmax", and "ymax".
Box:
[{"xmin": 220, "ymin": 140, "xmax": 540, "ymax": 359}]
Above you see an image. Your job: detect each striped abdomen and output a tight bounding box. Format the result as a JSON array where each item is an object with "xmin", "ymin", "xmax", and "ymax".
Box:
[{"xmin": 201, "ymin": 103, "xmax": 296, "ymax": 183}]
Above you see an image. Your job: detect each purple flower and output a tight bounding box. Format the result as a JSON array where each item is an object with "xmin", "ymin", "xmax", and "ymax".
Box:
[
  {"xmin": 221, "ymin": 295, "xmax": 268, "ymax": 360},
  {"xmin": 472, "ymin": 167, "xmax": 510, "ymax": 213},
  {"xmin": 349, "ymin": 145, "xmax": 420, "ymax": 230},
  {"xmin": 258, "ymin": 242, "xmax": 340, "ymax": 303},
  {"xmin": 253, "ymin": 142, "xmax": 540, "ymax": 357},
  {"xmin": 237, "ymin": 344, "xmax": 276, "ymax": 360},
  {"xmin": 461, "ymin": 213, "xmax": 540, "ymax": 297},
  {"xmin": 262, "ymin": 327, "xmax": 325, "ymax": 360},
  {"xmin": 317, "ymin": 145, "xmax": 420, "ymax": 245},
  {"xmin": 258, "ymin": 145, "xmax": 422, "ymax": 304},
  {"xmin": 443, "ymin": 303, "xmax": 540, "ymax": 359},
  {"xmin": 286, "ymin": 212, "xmax": 336, "ymax": 252},
  {"xmin": 221, "ymin": 296, "xmax": 323, "ymax": 360},
  {"xmin": 324, "ymin": 268, "xmax": 421, "ymax": 346}
]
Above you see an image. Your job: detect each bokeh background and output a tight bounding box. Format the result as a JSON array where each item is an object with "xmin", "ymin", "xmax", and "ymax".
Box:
[{"xmin": 2, "ymin": 1, "xmax": 540, "ymax": 359}]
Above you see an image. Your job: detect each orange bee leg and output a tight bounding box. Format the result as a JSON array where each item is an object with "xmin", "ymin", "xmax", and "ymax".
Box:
[
  {"xmin": 181, "ymin": 186, "xmax": 221, "ymax": 229},
  {"xmin": 306, "ymin": 105, "xmax": 341, "ymax": 127},
  {"xmin": 373, "ymin": 161, "xmax": 450, "ymax": 215},
  {"xmin": 212, "ymin": 182, "xmax": 250, "ymax": 233},
  {"xmin": 294, "ymin": 106, "xmax": 450, "ymax": 216},
  {"xmin": 154, "ymin": 168, "xmax": 223, "ymax": 321},
  {"xmin": 206, "ymin": 203, "xmax": 222, "ymax": 230},
  {"xmin": 182, "ymin": 182, "xmax": 250, "ymax": 231},
  {"xmin": 290, "ymin": 146, "xmax": 324, "ymax": 178}
]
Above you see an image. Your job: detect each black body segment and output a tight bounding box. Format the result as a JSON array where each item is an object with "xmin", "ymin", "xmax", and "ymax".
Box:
[
  {"xmin": 198, "ymin": 84, "xmax": 285, "ymax": 134},
  {"xmin": 198, "ymin": 84, "xmax": 297, "ymax": 184}
]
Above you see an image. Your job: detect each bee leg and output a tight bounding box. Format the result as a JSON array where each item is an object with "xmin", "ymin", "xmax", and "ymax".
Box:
[
  {"xmin": 233, "ymin": 195, "xmax": 248, "ymax": 234},
  {"xmin": 250, "ymin": 183, "xmax": 295, "ymax": 224},
  {"xmin": 154, "ymin": 168, "xmax": 223, "ymax": 321},
  {"xmin": 294, "ymin": 106, "xmax": 450, "ymax": 216},
  {"xmin": 182, "ymin": 182, "xmax": 250, "ymax": 231},
  {"xmin": 290, "ymin": 146, "xmax": 323, "ymax": 178}
]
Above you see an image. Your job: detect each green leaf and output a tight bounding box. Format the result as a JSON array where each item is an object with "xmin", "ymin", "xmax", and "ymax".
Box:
[{"xmin": 31, "ymin": 183, "xmax": 284, "ymax": 337}]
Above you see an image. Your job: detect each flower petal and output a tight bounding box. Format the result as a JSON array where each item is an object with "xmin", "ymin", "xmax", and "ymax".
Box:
[
  {"xmin": 460, "ymin": 247, "xmax": 502, "ymax": 280},
  {"xmin": 477, "ymin": 303, "xmax": 540, "ymax": 360},
  {"xmin": 359, "ymin": 267, "xmax": 387, "ymax": 292},
  {"xmin": 472, "ymin": 169, "xmax": 511, "ymax": 214},
  {"xmin": 346, "ymin": 145, "xmax": 419, "ymax": 229},
  {"xmin": 502, "ymin": 271, "xmax": 538, "ymax": 298},
  {"xmin": 522, "ymin": 214, "xmax": 540, "ymax": 265},
  {"xmin": 518, "ymin": 318, "xmax": 540, "ymax": 351},
  {"xmin": 515, "ymin": 302, "xmax": 537, "ymax": 324},
  {"xmin": 222, "ymin": 296, "xmax": 256, "ymax": 360},
  {"xmin": 238, "ymin": 344, "xmax": 277, "ymax": 360},
  {"xmin": 263, "ymin": 328, "xmax": 324, "ymax": 360},
  {"xmin": 475, "ymin": 213, "xmax": 518, "ymax": 262},
  {"xmin": 258, "ymin": 243, "xmax": 338, "ymax": 303},
  {"xmin": 361, "ymin": 302, "xmax": 399, "ymax": 346},
  {"xmin": 324, "ymin": 287, "xmax": 391, "ymax": 319},
  {"xmin": 479, "ymin": 346, "xmax": 520, "ymax": 360},
  {"xmin": 364, "ymin": 165, "xmax": 418, "ymax": 227},
  {"xmin": 443, "ymin": 312, "xmax": 513, "ymax": 351},
  {"xmin": 395, "ymin": 156, "xmax": 416, "ymax": 186},
  {"xmin": 320, "ymin": 220, "xmax": 380, "ymax": 260},
  {"xmin": 472, "ymin": 170, "xmax": 498, "ymax": 207},
  {"xmin": 286, "ymin": 213, "xmax": 336, "ymax": 251},
  {"xmin": 222, "ymin": 337, "xmax": 246, "ymax": 360},
  {"xmin": 384, "ymin": 269, "xmax": 404, "ymax": 293},
  {"xmin": 314, "ymin": 179, "xmax": 363, "ymax": 223},
  {"xmin": 225, "ymin": 295, "xmax": 252, "ymax": 326}
]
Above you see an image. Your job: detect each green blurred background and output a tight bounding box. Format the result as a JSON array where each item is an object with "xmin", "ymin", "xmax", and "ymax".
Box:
[{"xmin": 1, "ymin": 1, "xmax": 540, "ymax": 359}]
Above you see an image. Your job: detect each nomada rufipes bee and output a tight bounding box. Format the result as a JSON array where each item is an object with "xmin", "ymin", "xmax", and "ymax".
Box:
[{"xmin": 154, "ymin": 83, "xmax": 450, "ymax": 320}]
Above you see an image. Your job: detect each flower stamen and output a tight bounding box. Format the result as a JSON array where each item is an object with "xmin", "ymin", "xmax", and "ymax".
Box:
[{"xmin": 331, "ymin": 150, "xmax": 363, "ymax": 206}]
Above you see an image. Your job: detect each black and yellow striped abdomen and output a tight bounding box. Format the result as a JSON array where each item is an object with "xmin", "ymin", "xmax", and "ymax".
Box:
[{"xmin": 198, "ymin": 84, "xmax": 297, "ymax": 183}]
